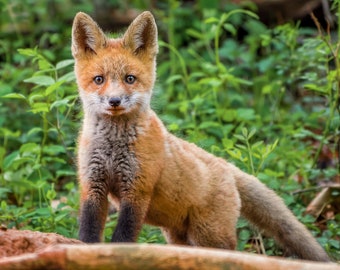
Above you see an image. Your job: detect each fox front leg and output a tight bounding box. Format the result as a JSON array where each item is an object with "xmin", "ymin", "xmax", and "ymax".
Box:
[
  {"xmin": 78, "ymin": 181, "xmax": 109, "ymax": 243},
  {"xmin": 111, "ymin": 200, "xmax": 140, "ymax": 242},
  {"xmin": 111, "ymin": 181, "xmax": 151, "ymax": 243}
]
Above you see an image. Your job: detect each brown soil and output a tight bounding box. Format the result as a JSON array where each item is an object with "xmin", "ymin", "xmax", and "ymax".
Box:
[{"xmin": 0, "ymin": 227, "xmax": 82, "ymax": 258}]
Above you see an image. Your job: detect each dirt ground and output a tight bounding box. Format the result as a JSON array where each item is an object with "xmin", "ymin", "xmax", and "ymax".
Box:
[{"xmin": 0, "ymin": 227, "xmax": 81, "ymax": 258}]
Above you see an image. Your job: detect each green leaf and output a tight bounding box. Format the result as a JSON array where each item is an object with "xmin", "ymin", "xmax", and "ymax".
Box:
[
  {"xmin": 329, "ymin": 239, "xmax": 340, "ymax": 249},
  {"xmin": 262, "ymin": 85, "xmax": 272, "ymax": 95},
  {"xmin": 166, "ymin": 74, "xmax": 183, "ymax": 85},
  {"xmin": 56, "ymin": 59, "xmax": 74, "ymax": 70},
  {"xmin": 28, "ymin": 94, "xmax": 45, "ymax": 105},
  {"xmin": 235, "ymin": 144, "xmax": 247, "ymax": 150},
  {"xmin": 186, "ymin": 29, "xmax": 204, "ymax": 39},
  {"xmin": 219, "ymin": 73, "xmax": 252, "ymax": 86},
  {"xmin": 58, "ymin": 71, "xmax": 75, "ymax": 83},
  {"xmin": 234, "ymin": 134, "xmax": 245, "ymax": 141},
  {"xmin": 204, "ymin": 17, "xmax": 219, "ymax": 24},
  {"xmin": 236, "ymin": 108, "xmax": 256, "ymax": 121},
  {"xmin": 271, "ymin": 139, "xmax": 279, "ymax": 150},
  {"xmin": 221, "ymin": 109, "xmax": 236, "ymax": 122},
  {"xmin": 223, "ymin": 23, "xmax": 237, "ymax": 36},
  {"xmin": 0, "ymin": 128, "xmax": 21, "ymax": 138},
  {"xmin": 18, "ymin": 48, "xmax": 38, "ymax": 57},
  {"xmin": 50, "ymin": 98, "xmax": 70, "ymax": 110},
  {"xmin": 238, "ymin": 228, "xmax": 251, "ymax": 240},
  {"xmin": 45, "ymin": 80, "xmax": 64, "ymax": 96},
  {"xmin": 241, "ymin": 128, "xmax": 248, "ymax": 138},
  {"xmin": 43, "ymin": 156, "xmax": 66, "ymax": 164},
  {"xmin": 38, "ymin": 59, "xmax": 53, "ymax": 70},
  {"xmin": 222, "ymin": 138, "xmax": 234, "ymax": 149},
  {"xmin": 226, "ymin": 149, "xmax": 245, "ymax": 161},
  {"xmin": 27, "ymin": 127, "xmax": 43, "ymax": 137},
  {"xmin": 304, "ymin": 84, "xmax": 327, "ymax": 94},
  {"xmin": 251, "ymin": 141, "xmax": 264, "ymax": 149},
  {"xmin": 20, "ymin": 143, "xmax": 40, "ymax": 154},
  {"xmin": 168, "ymin": 123, "xmax": 179, "ymax": 132},
  {"xmin": 3, "ymin": 151, "xmax": 20, "ymax": 169},
  {"xmin": 35, "ymin": 207, "xmax": 51, "ymax": 216},
  {"xmin": 0, "ymin": 146, "xmax": 5, "ymax": 163},
  {"xmin": 46, "ymin": 188, "xmax": 57, "ymax": 201},
  {"xmin": 24, "ymin": 76, "xmax": 55, "ymax": 86},
  {"xmin": 198, "ymin": 77, "xmax": 222, "ymax": 87},
  {"xmin": 55, "ymin": 212, "xmax": 70, "ymax": 222},
  {"xmin": 43, "ymin": 145, "xmax": 66, "ymax": 155},
  {"xmin": 29, "ymin": 102, "xmax": 50, "ymax": 113},
  {"xmin": 1, "ymin": 93, "xmax": 27, "ymax": 100},
  {"xmin": 56, "ymin": 170, "xmax": 76, "ymax": 178},
  {"xmin": 248, "ymin": 128, "xmax": 256, "ymax": 139},
  {"xmin": 0, "ymin": 200, "xmax": 8, "ymax": 210},
  {"xmin": 227, "ymin": 9, "xmax": 259, "ymax": 20},
  {"xmin": 199, "ymin": 121, "xmax": 220, "ymax": 129}
]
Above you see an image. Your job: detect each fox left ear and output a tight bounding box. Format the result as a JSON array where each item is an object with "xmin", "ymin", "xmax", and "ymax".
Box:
[
  {"xmin": 72, "ymin": 12, "xmax": 107, "ymax": 58},
  {"xmin": 122, "ymin": 11, "xmax": 158, "ymax": 58}
]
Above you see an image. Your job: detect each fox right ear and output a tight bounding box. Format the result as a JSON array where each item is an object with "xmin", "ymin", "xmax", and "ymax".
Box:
[
  {"xmin": 71, "ymin": 12, "xmax": 107, "ymax": 57},
  {"xmin": 122, "ymin": 11, "xmax": 158, "ymax": 59}
]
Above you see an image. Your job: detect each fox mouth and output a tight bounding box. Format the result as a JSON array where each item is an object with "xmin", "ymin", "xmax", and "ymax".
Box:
[{"xmin": 105, "ymin": 107, "xmax": 126, "ymax": 116}]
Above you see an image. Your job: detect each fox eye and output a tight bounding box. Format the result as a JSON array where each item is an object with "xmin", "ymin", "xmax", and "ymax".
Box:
[
  {"xmin": 125, "ymin": 75, "xmax": 136, "ymax": 84},
  {"xmin": 93, "ymin": 76, "xmax": 104, "ymax": 85}
]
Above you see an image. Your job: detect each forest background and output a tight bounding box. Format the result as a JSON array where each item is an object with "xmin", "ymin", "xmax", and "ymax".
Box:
[{"xmin": 0, "ymin": 0, "xmax": 339, "ymax": 260}]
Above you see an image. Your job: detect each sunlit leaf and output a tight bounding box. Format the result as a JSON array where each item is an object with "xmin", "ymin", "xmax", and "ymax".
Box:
[{"xmin": 24, "ymin": 76, "xmax": 55, "ymax": 86}]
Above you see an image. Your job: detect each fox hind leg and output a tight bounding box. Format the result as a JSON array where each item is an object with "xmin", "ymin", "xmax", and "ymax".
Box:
[
  {"xmin": 161, "ymin": 227, "xmax": 189, "ymax": 245},
  {"xmin": 187, "ymin": 192, "xmax": 240, "ymax": 249},
  {"xmin": 188, "ymin": 216, "xmax": 238, "ymax": 249}
]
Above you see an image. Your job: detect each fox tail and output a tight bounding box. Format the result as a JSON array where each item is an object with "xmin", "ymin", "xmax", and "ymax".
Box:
[{"xmin": 234, "ymin": 167, "xmax": 330, "ymax": 262}]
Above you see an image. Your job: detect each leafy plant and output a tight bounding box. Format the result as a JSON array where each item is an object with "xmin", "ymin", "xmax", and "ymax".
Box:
[
  {"xmin": 0, "ymin": 0, "xmax": 338, "ymax": 260},
  {"xmin": 156, "ymin": 2, "xmax": 339, "ymax": 259},
  {"xmin": 0, "ymin": 47, "xmax": 79, "ymax": 237}
]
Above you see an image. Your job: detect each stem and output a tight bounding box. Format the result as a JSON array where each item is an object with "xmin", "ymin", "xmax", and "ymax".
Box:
[
  {"xmin": 310, "ymin": 11, "xmax": 340, "ymax": 170},
  {"xmin": 311, "ymin": 89, "xmax": 337, "ymax": 169},
  {"xmin": 212, "ymin": 87, "xmax": 224, "ymax": 128},
  {"xmin": 245, "ymin": 138, "xmax": 255, "ymax": 175},
  {"xmin": 39, "ymin": 113, "xmax": 48, "ymax": 164},
  {"xmin": 56, "ymin": 97, "xmax": 78, "ymax": 161},
  {"xmin": 167, "ymin": 0, "xmax": 178, "ymax": 96},
  {"xmin": 256, "ymin": 158, "xmax": 265, "ymax": 176},
  {"xmin": 54, "ymin": 68, "xmax": 60, "ymax": 132},
  {"xmin": 338, "ymin": 0, "xmax": 340, "ymax": 44},
  {"xmin": 256, "ymin": 231, "xmax": 266, "ymax": 255},
  {"xmin": 312, "ymin": 62, "xmax": 340, "ymax": 168},
  {"xmin": 6, "ymin": 2, "xmax": 24, "ymax": 42},
  {"xmin": 159, "ymin": 41, "xmax": 189, "ymax": 96},
  {"xmin": 214, "ymin": 10, "xmax": 258, "ymax": 66}
]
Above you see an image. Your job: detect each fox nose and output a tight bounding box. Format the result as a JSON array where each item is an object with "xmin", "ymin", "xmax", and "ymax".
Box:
[{"xmin": 108, "ymin": 97, "xmax": 121, "ymax": 107}]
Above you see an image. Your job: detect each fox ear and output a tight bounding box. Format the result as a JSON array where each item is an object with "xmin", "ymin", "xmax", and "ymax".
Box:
[
  {"xmin": 72, "ymin": 12, "xmax": 107, "ymax": 57},
  {"xmin": 122, "ymin": 11, "xmax": 158, "ymax": 58}
]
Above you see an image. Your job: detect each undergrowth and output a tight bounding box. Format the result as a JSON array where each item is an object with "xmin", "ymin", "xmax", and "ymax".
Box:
[{"xmin": 0, "ymin": 0, "xmax": 339, "ymax": 260}]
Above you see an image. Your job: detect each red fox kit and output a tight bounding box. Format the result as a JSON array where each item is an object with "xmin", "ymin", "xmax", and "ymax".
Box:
[{"xmin": 72, "ymin": 11, "xmax": 330, "ymax": 261}]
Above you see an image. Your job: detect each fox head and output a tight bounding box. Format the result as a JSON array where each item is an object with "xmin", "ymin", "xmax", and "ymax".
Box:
[{"xmin": 72, "ymin": 11, "xmax": 158, "ymax": 118}]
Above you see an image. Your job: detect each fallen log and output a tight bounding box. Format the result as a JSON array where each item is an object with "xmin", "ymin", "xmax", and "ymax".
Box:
[{"xmin": 0, "ymin": 243, "xmax": 339, "ymax": 270}]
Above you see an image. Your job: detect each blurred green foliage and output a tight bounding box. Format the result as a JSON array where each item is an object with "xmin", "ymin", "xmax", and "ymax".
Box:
[{"xmin": 0, "ymin": 0, "xmax": 339, "ymax": 260}]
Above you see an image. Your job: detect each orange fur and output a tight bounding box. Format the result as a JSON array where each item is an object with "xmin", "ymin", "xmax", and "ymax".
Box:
[{"xmin": 72, "ymin": 11, "xmax": 330, "ymax": 261}]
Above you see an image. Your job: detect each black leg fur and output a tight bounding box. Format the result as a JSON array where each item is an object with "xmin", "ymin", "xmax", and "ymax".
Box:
[
  {"xmin": 111, "ymin": 201, "xmax": 139, "ymax": 242},
  {"xmin": 79, "ymin": 198, "xmax": 108, "ymax": 243}
]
